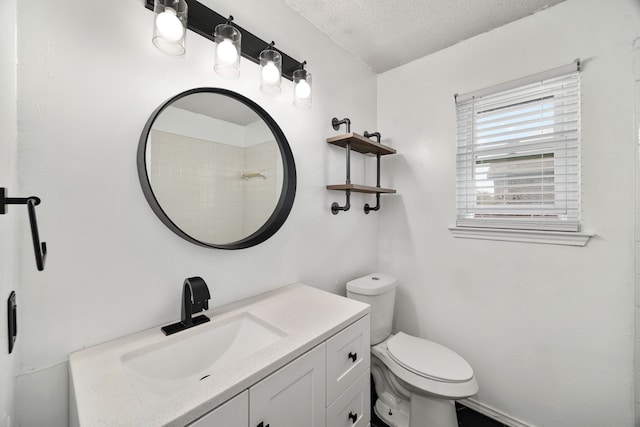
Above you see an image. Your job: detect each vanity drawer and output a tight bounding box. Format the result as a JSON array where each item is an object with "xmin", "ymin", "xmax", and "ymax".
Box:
[
  {"xmin": 326, "ymin": 369, "xmax": 370, "ymax": 427},
  {"xmin": 326, "ymin": 314, "xmax": 370, "ymax": 405}
]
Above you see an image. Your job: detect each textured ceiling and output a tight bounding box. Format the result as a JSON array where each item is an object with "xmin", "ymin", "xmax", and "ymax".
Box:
[{"xmin": 282, "ymin": 0, "xmax": 566, "ymax": 73}]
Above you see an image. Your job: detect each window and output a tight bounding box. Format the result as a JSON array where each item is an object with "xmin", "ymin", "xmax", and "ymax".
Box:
[{"xmin": 455, "ymin": 62, "xmax": 581, "ymax": 232}]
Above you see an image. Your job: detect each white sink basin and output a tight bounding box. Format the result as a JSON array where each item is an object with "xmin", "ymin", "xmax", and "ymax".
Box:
[{"xmin": 122, "ymin": 312, "xmax": 287, "ymax": 404}]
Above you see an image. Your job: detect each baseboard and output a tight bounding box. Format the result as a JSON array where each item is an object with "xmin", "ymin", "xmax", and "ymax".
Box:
[{"xmin": 458, "ymin": 398, "xmax": 533, "ymax": 427}]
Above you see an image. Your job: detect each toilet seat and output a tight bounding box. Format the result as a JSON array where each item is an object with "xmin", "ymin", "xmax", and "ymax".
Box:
[{"xmin": 386, "ymin": 332, "xmax": 473, "ymax": 383}]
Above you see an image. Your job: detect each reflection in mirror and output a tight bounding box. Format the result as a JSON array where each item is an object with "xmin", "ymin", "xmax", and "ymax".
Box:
[{"xmin": 138, "ymin": 88, "xmax": 296, "ymax": 249}]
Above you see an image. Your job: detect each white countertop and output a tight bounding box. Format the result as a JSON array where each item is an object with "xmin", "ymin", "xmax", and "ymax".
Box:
[{"xmin": 69, "ymin": 284, "xmax": 370, "ymax": 427}]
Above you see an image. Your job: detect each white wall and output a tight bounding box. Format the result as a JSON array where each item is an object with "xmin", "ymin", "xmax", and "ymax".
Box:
[
  {"xmin": 634, "ymin": 38, "xmax": 640, "ymax": 426},
  {"xmin": 0, "ymin": 0, "xmax": 18, "ymax": 426},
  {"xmin": 14, "ymin": 0, "xmax": 377, "ymax": 425},
  {"xmin": 378, "ymin": 0, "xmax": 639, "ymax": 426},
  {"xmin": 0, "ymin": 0, "xmax": 18, "ymax": 425}
]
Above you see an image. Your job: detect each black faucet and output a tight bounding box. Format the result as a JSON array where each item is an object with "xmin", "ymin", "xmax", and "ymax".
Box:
[{"xmin": 162, "ymin": 277, "xmax": 211, "ymax": 335}]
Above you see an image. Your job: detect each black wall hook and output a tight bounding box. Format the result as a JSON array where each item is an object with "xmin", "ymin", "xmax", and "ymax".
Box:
[{"xmin": 1, "ymin": 188, "xmax": 47, "ymax": 271}]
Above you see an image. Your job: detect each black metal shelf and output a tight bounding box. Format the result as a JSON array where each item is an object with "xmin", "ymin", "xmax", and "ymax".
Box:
[{"xmin": 326, "ymin": 127, "xmax": 396, "ymax": 215}]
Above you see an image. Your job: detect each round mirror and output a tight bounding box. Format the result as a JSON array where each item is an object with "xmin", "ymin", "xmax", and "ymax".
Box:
[{"xmin": 137, "ymin": 88, "xmax": 296, "ymax": 249}]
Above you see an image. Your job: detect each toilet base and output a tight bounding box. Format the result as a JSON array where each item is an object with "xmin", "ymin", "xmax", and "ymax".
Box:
[
  {"xmin": 374, "ymin": 397, "xmax": 409, "ymax": 427},
  {"xmin": 409, "ymin": 393, "xmax": 458, "ymax": 427},
  {"xmin": 374, "ymin": 394, "xmax": 458, "ymax": 427}
]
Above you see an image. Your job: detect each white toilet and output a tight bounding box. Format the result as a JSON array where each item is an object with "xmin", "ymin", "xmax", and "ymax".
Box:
[{"xmin": 346, "ymin": 273, "xmax": 478, "ymax": 427}]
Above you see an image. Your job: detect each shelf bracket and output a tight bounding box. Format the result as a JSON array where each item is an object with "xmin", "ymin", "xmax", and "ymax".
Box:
[
  {"xmin": 363, "ymin": 131, "xmax": 380, "ymax": 143},
  {"xmin": 1, "ymin": 188, "xmax": 47, "ymax": 271},
  {"xmin": 331, "ymin": 136, "xmax": 352, "ymax": 214},
  {"xmin": 330, "ymin": 118, "xmax": 355, "ymax": 215},
  {"xmin": 364, "ymin": 131, "xmax": 383, "ymax": 214},
  {"xmin": 331, "ymin": 189, "xmax": 351, "ymax": 215},
  {"xmin": 364, "ymin": 192, "xmax": 380, "ymax": 214},
  {"xmin": 332, "ymin": 117, "xmax": 351, "ymax": 133}
]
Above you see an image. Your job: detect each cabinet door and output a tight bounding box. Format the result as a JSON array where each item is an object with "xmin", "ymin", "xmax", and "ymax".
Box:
[
  {"xmin": 326, "ymin": 315, "xmax": 370, "ymax": 405},
  {"xmin": 250, "ymin": 343, "xmax": 326, "ymax": 427},
  {"xmin": 326, "ymin": 370, "xmax": 370, "ymax": 427},
  {"xmin": 187, "ymin": 390, "xmax": 248, "ymax": 427}
]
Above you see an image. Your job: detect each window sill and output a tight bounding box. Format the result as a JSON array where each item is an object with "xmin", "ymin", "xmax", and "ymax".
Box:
[{"xmin": 448, "ymin": 226, "xmax": 594, "ymax": 246}]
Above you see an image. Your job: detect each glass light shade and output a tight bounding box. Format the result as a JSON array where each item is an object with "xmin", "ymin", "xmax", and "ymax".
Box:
[
  {"xmin": 293, "ymin": 69, "xmax": 312, "ymax": 109},
  {"xmin": 259, "ymin": 49, "xmax": 282, "ymax": 95},
  {"xmin": 214, "ymin": 24, "xmax": 241, "ymax": 78},
  {"xmin": 152, "ymin": 0, "xmax": 187, "ymax": 56}
]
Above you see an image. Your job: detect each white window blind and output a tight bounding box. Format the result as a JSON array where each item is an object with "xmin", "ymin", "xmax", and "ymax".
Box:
[{"xmin": 455, "ymin": 63, "xmax": 581, "ymax": 232}]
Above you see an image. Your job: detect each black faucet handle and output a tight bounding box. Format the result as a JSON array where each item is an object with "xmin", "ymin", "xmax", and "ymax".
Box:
[{"xmin": 185, "ymin": 277, "xmax": 211, "ymax": 303}]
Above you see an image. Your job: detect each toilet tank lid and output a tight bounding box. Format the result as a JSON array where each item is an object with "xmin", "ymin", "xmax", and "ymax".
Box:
[{"xmin": 346, "ymin": 273, "xmax": 398, "ymax": 296}]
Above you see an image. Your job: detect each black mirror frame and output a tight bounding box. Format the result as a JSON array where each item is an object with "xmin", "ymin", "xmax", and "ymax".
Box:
[{"xmin": 137, "ymin": 87, "xmax": 296, "ymax": 250}]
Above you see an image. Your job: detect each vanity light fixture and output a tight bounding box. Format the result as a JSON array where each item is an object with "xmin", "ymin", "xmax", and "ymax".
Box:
[
  {"xmin": 259, "ymin": 42, "xmax": 282, "ymax": 95},
  {"xmin": 145, "ymin": 0, "xmax": 310, "ymax": 100},
  {"xmin": 293, "ymin": 61, "xmax": 312, "ymax": 109},
  {"xmin": 214, "ymin": 16, "xmax": 241, "ymax": 78},
  {"xmin": 152, "ymin": 0, "xmax": 188, "ymax": 56}
]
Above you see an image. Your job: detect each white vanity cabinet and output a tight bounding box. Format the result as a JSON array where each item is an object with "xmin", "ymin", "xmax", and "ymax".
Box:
[
  {"xmin": 187, "ymin": 314, "xmax": 370, "ymax": 427},
  {"xmin": 250, "ymin": 343, "xmax": 326, "ymax": 427},
  {"xmin": 188, "ymin": 344, "xmax": 326, "ymax": 427},
  {"xmin": 188, "ymin": 391, "xmax": 248, "ymax": 427}
]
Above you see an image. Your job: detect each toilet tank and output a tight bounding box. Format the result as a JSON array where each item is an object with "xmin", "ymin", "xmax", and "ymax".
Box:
[{"xmin": 346, "ymin": 273, "xmax": 398, "ymax": 345}]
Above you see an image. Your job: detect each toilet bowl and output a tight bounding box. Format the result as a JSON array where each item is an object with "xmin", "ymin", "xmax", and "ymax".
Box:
[{"xmin": 346, "ymin": 273, "xmax": 478, "ymax": 427}]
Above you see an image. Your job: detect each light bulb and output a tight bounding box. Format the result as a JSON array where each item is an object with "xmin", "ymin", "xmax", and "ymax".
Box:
[
  {"xmin": 155, "ymin": 8, "xmax": 183, "ymax": 42},
  {"xmin": 262, "ymin": 61, "xmax": 280, "ymax": 85},
  {"xmin": 217, "ymin": 39, "xmax": 238, "ymax": 65},
  {"xmin": 295, "ymin": 79, "xmax": 311, "ymax": 99}
]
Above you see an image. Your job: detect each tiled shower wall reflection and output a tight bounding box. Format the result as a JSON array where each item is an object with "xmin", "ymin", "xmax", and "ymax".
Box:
[
  {"xmin": 243, "ymin": 141, "xmax": 281, "ymax": 236},
  {"xmin": 150, "ymin": 130, "xmax": 280, "ymax": 244}
]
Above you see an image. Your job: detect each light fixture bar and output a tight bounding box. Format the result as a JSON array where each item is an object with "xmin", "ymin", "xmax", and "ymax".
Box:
[{"xmin": 145, "ymin": 0, "xmax": 303, "ymax": 81}]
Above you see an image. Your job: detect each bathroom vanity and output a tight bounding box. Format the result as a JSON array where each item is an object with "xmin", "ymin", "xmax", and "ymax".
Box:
[{"xmin": 69, "ymin": 284, "xmax": 371, "ymax": 427}]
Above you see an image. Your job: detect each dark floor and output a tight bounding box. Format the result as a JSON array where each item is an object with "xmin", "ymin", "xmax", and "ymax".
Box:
[
  {"xmin": 370, "ymin": 376, "xmax": 508, "ymax": 427},
  {"xmin": 454, "ymin": 403, "xmax": 509, "ymax": 427}
]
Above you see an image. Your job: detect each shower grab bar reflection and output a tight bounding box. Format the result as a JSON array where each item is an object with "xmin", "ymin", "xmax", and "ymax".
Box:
[
  {"xmin": 1, "ymin": 187, "xmax": 47, "ymax": 271},
  {"xmin": 241, "ymin": 172, "xmax": 267, "ymax": 180}
]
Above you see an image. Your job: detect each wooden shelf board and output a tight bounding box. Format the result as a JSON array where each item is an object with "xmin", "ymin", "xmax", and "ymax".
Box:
[
  {"xmin": 326, "ymin": 184, "xmax": 396, "ymax": 194},
  {"xmin": 326, "ymin": 133, "xmax": 396, "ymax": 156}
]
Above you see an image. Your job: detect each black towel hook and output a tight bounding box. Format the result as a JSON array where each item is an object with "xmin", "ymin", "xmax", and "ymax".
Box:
[{"xmin": 1, "ymin": 187, "xmax": 47, "ymax": 271}]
